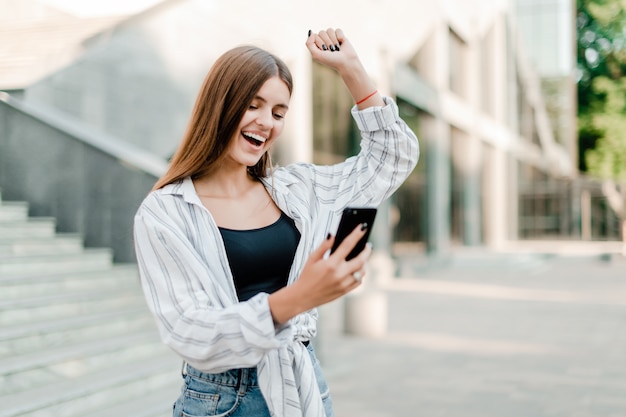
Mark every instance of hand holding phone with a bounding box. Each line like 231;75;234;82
330;207;377;260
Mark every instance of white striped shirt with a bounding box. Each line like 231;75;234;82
133;97;419;417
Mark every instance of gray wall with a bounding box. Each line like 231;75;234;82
24;1;217;159
0;95;165;262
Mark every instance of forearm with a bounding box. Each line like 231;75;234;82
268;281;313;325
337;60;385;109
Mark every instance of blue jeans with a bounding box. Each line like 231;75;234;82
173;343;333;417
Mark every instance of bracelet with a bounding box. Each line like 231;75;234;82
355;90;378;105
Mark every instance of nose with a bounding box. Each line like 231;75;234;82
255;109;273;129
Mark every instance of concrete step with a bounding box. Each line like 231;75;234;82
0;307;153;358
0;248;113;277
0;217;56;238
81;382;181;417
0;352;180;417
0;335;167;396
0;287;145;326
0;201;29;221
0;263;139;300
0;234;84;256
0;194;180;416
0;330;161;379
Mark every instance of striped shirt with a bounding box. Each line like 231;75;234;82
133;97;419;417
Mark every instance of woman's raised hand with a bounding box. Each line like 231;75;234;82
306;28;360;74
305;27;385;109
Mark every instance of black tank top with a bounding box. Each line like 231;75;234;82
218;213;301;302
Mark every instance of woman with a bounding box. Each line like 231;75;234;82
134;28;419;417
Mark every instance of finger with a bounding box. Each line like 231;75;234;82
344;241;372;273
306;30;321;51
335;28;345;45
325;28;339;49
330;223;367;260
345;271;363;289
316;30;333;51
309;233;335;261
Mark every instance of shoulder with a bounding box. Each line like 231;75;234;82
267;161;336;191
136;179;187;218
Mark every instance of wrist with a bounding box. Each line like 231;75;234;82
268;282;310;325
336;59;366;80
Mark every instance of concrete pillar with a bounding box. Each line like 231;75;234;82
461;138;483;246
424;23;451;258
452;129;482;246
463;21;484;247
425;114;451;256
581;189;592;240
570;179;582;238
343;290;387;338
483;145;508;247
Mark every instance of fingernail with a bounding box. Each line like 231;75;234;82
361;222;368;231
329;44;335;52
335;44;340;51
322;44;328;51
308;30;311;37
326;233;332;240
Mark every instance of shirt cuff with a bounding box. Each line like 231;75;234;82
245;292;293;347
350;96;400;132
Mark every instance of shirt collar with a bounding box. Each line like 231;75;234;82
161;177;204;207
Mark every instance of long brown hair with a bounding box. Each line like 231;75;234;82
153;45;293;190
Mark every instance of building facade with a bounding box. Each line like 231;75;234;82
3;0;586;261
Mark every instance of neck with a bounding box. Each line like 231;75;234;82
195;163;257;199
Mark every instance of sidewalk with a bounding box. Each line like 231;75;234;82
319;249;626;417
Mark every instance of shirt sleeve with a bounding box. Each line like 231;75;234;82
133;197;293;373
284;96;419;212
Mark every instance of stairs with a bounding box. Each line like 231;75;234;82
0;190;181;417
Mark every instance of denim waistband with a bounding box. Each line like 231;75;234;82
183;363;259;387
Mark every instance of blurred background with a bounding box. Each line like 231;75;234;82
2;0;625;263
1;0;625;416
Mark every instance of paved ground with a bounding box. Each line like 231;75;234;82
319;251;626;417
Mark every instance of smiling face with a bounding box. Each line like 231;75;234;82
224;76;290;169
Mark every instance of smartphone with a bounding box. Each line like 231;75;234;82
330;207;377;261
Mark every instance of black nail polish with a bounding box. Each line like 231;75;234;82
329;44;335;52
308;30;311;37
361;222;368;231
335;44;340;51
326;233;331;240
322;44;327;51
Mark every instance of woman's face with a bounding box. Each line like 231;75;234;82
225;75;290;169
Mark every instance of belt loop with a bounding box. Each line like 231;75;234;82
238;368;248;395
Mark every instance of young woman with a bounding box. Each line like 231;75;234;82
133;28;419;417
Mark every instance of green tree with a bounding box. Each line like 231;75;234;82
577;0;626;168
585;76;626;181
577;0;626;250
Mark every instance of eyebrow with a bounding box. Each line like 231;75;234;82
254;95;289;110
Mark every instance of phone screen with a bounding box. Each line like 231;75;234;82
330;207;377;260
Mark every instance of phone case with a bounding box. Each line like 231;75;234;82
330;207;377;260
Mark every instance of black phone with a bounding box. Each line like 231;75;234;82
330;207;377;260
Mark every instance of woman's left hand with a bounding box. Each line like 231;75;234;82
306;28;360;73
305;27;384;109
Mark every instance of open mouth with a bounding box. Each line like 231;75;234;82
242;131;266;147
